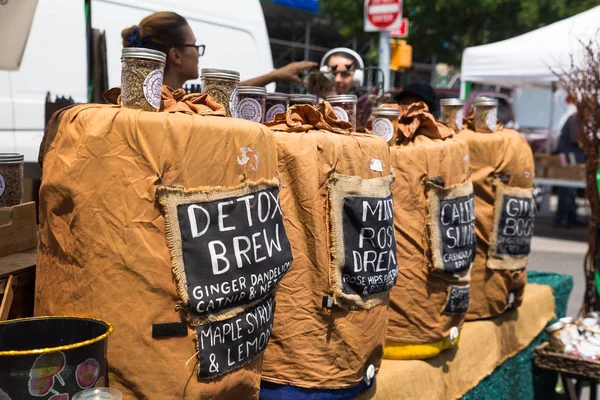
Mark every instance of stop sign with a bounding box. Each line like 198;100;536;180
364;0;402;32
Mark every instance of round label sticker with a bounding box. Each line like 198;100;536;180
237;98;263;122
332;106;349;122
372;118;394;142
265;104;286;122
229;86;238;117
486;108;497;131
0;174;4;198
455;109;464;130
143;69;164;110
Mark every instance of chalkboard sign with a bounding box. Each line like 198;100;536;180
443;285;470;315
176;186;293;315
197;294;275;379
438;193;476;273
495;195;534;256
341;195;398;297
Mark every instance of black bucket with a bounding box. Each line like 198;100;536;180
0;316;113;399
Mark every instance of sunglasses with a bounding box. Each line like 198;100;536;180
180;44;206;57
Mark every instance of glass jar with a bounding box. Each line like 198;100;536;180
201;68;240;117
440;98;465;132
73;388;122;400
371;107;400;145
546;321;566;352
121;48;167;112
235;86;267;122
0;153;24;208
327;94;358;131
288;94;318;107
265;93;288;122
472;97;498;133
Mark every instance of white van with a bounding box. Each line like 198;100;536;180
0;0;274;176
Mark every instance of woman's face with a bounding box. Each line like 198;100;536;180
327;55;356;95
177;24;200;81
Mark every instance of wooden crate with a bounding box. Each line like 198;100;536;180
0;248;37;320
0;202;37;258
547;165;587;181
534;154;562;178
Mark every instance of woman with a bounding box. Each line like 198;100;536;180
122;11;315;90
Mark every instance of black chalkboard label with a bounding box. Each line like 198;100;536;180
341;195;398;297
197;294;274;379
176;186;293;315
438;193;476;273
443;285;470;315
496;195;535;256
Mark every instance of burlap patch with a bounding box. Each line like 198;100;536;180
488;179;534;271
328;173;396;310
426;179;475;280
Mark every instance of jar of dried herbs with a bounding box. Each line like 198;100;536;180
0;153;24;208
327;94;357;131
371;107;400;145
265;93;288;122
473;97;498;133
440;98;465;132
121;48;167;112
201;68;240;117
235;86;267;122
288;94;317;107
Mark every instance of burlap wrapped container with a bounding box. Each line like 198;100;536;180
367;103;475;360
260;102;396;391
36;87;289;399
455;128;535;320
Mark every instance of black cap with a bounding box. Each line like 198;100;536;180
393;83;436;113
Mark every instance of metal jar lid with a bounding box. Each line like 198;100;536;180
267;92;288;101
371;107;400;116
73;388;122;400
121;47;166;64
326;94;357;104
472;97;498;107
0;153;25;164
288;94;317;104
560;317;575;324
237;86;267;96
440;98;465;106
546;321;565;333
201;68;240;81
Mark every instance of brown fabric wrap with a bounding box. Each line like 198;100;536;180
387;129;473;343
264;101;354;134
261;107;394;388
455;129;534;320
35;103;278;399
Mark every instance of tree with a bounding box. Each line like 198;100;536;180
320;0;599;65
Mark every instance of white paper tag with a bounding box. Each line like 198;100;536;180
370;158;383;172
333;106;349;122
486;108;497;131
372;118;394;142
143;69;164;110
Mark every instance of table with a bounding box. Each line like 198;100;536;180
534;178;586;216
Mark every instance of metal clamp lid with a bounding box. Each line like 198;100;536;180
440;98;465;106
237;86;267;96
121;48;167;64
326;94;357;103
371;107;400;116
201;68;241;81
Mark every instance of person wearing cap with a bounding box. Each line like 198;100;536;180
393;82;437;114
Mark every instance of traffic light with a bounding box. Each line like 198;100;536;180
390;39;412;71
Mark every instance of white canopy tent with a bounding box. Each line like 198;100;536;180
461;5;600;88
0;0;38;70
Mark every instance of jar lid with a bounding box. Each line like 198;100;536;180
72;388;122;400
440;98;465;106
267;92;288;101
371;107;400;116
326;94;357;103
237;86;267;96
546;321;565;333
0;153;24;164
473;97;498;107
560;317;575;324
121;47;166;63
201;68;240;81
288;94;317;104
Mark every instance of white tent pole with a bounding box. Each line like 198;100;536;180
460;80;467;100
547;82;557;153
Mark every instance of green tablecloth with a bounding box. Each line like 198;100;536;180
461;271;573;400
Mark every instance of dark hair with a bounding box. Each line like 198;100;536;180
325;52;360;69
121;12;188;57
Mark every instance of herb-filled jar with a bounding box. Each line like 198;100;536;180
371;107;400;145
440;98;465;132
121;48;167;112
327;94;357;130
288;94;318;107
236;86;267;122
473;97;499;133
201;68;240;117
265;93;288;122
0;153;24;208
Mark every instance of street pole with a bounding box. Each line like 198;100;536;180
379;30;390;92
